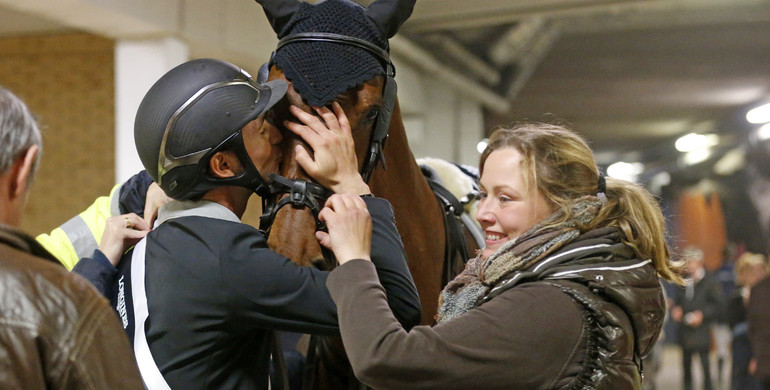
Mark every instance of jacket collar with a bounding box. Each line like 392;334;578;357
156;200;240;227
0;223;61;264
485;227;638;299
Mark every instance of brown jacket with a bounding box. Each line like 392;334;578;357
0;224;144;390
327;227;664;390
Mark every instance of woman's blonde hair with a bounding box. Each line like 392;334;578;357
480;122;684;284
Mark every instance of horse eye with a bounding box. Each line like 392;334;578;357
365;107;380;123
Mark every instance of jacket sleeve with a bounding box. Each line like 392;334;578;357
60;287;145;390
36;184;121;270
222;230;341;335
223;197;420;335
36;171;152;271
326;261;584;390
364;197;422;329
71;249;119;298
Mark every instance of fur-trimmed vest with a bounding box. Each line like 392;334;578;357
484;227;666;390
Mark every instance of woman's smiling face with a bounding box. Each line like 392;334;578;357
476;147;555;259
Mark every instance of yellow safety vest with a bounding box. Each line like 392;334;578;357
36;183;122;270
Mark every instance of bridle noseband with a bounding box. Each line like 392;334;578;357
259;174;334;236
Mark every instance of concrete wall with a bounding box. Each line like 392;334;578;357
396;59;485;167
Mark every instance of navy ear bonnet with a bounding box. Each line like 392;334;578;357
272;0;390;106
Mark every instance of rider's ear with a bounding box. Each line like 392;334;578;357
208;151;242;179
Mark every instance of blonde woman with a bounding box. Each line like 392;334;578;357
319;122;684;389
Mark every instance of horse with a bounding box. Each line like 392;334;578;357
254;0;479;388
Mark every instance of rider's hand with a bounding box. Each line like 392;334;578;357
285;102;371;195
315;193;372;265
99;213;150;266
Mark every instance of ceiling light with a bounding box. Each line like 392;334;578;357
714;147;745;175
477;138;488;154
757;123;770;141
681;148;711;166
607;161;644;182
747;102;770;124
674;133;719;152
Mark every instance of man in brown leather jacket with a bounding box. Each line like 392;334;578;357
0;87;143;389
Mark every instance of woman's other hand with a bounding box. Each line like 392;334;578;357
315;194;372;265
99;213;150;266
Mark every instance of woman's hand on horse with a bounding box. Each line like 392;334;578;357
315;193;372;265
99;213;151;266
285;103;370;195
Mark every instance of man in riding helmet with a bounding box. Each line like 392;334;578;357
72;58;420;390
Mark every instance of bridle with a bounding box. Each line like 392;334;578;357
258;31;398;236
259;173;333;234
271;31;397;183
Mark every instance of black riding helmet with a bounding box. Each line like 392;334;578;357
134;58;288;199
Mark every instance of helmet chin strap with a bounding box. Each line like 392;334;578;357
204;131;271;198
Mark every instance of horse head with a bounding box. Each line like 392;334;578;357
256;0;415;268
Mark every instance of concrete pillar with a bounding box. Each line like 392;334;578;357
456;99;484;167
114;37;188;184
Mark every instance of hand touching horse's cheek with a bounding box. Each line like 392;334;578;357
267;71;386;268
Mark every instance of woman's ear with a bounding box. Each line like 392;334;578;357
208;150;242;179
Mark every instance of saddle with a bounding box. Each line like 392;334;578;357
418;157;484;286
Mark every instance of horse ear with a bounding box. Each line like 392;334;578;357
255;0;302;34
364;0;416;39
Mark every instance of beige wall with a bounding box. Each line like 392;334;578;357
0;32;115;235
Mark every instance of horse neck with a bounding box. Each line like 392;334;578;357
368;101;438;224
369;100;447;325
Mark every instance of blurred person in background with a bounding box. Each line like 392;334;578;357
729;252;766;390
746;252;770;389
672;247;726;390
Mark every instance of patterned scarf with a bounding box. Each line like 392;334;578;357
436;196;603;323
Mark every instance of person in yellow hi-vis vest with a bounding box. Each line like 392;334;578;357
36;171;163;270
